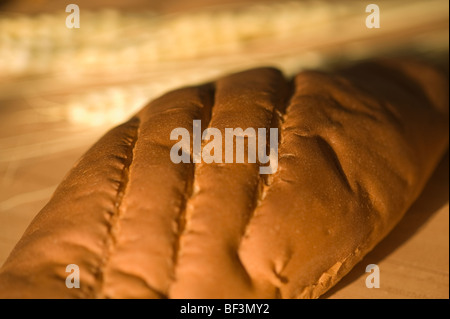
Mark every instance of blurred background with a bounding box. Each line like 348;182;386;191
0;0;448;298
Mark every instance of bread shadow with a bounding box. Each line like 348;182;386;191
322;149;449;298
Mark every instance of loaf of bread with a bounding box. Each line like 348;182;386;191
0;59;448;298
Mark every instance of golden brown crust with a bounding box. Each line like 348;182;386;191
0;60;447;298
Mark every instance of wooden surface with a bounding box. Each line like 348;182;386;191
0;0;448;299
